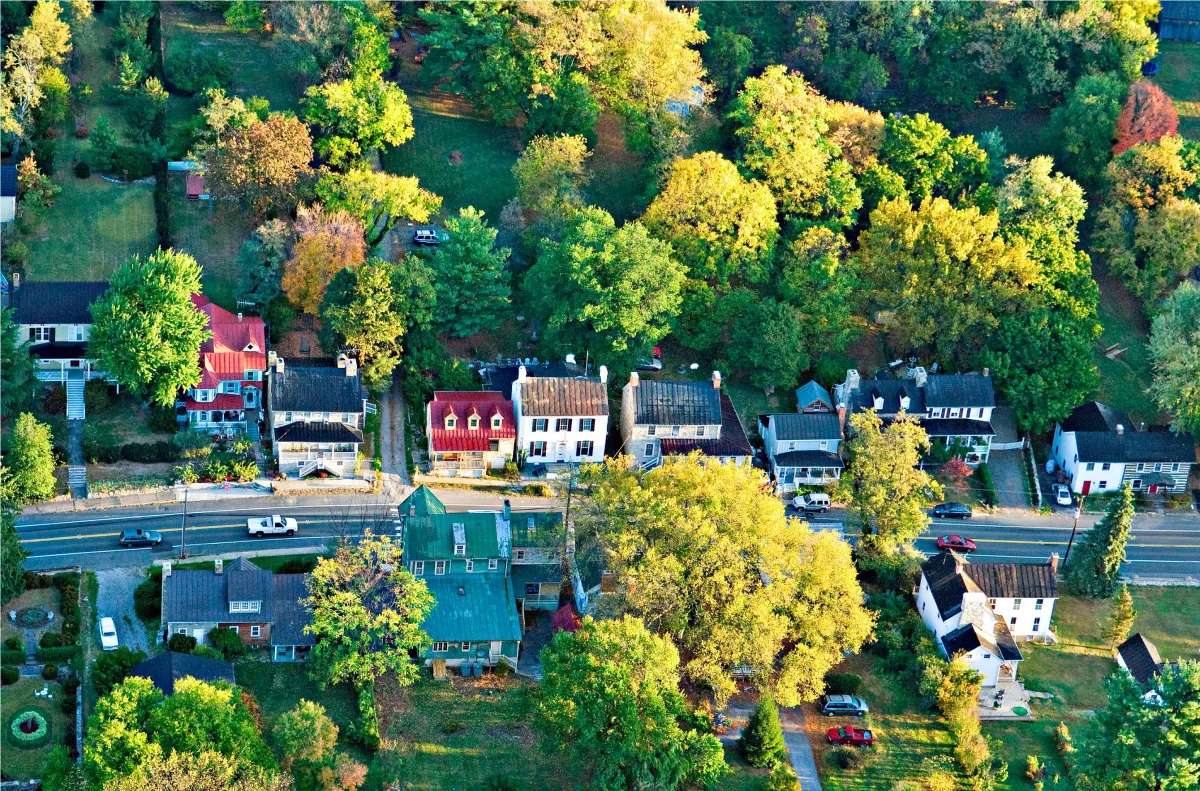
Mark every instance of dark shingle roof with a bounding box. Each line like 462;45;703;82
129;651;235;695
165;559;275;623
848;379;927;414
226;557;272;602
774;450;844;469
1117;633;1164;686
921;552;981;618
631;379;722;425
10;282;108;325
485;362;580;395
1074;430;1196;464
923;374;996;408
921;419;995;437
767;413;842;441
658;393;753;458
0;165;16;197
922;552;1057;620
25;342;88;360
1061;401;1130;433
518;377;610;417
270;364;366;413
270;574;315;647
941;623;1022;661
274;421;364;444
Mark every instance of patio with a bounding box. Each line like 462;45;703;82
978;679;1036;721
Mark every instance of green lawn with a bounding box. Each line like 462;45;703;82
585;112;649;223
1051;587;1200;661
169;182;256;310
0;587;62;647
0;677;69;780
942;105;1054;159
1152;41;1200;141
1093;272;1160;427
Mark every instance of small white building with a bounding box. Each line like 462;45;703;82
915;552;1059;686
0;165;16;224
511;365;609;465
1051;401;1195;496
758;412;843;493
619;371;753;468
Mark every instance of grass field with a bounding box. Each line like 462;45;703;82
0;677;69;780
586;112;650;223
1152;41;1200;141
1093;271;1160;427
169;183;256;311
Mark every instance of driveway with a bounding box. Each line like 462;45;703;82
378;374;410;497
95;568;152;654
987;449;1029;509
781;707;823;791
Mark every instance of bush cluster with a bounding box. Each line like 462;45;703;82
120;441;180;463
1;666;18;685
825;672;863;695
147;405;181;434
165;42;232;95
83;380;115;413
42;663;60;681
4;636;24;651
206;627;245;660
976;462;998;507
1;649;27;665
133;573;162;619
36;646;80;662
168;633;197;653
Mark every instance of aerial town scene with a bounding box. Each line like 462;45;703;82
1;1;1198;790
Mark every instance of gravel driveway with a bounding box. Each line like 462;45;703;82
95;568;152;654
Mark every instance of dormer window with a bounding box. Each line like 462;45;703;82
898;387;910;410
230;601;260;613
445;413;457;430
243;341;259;352
491;414;502;429
454;544;466;556
468;415;480;430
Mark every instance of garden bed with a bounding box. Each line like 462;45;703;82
0;678;69;779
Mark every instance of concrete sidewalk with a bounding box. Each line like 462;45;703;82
781;707;823;791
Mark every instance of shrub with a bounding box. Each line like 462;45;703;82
36;646;79;662
200;458;229;481
83;427;120;463
62;677;79;695
74;160;91;178
173;430;213;459
191;645;226;661
133;574;162;619
108;145;154;180
165;42;232;95
830;747;863;770
1026;755;1047;782
10;710;49;746
83;380;114;412
39;631;66;649
43;384;67;414
173;462;200;484
1;665;18;685
42;663;60;680
765;764;802;791
120;441;179;463
4;636;24;651
825;673;863;695
523;483;552;497
93;646;147;697
24;571;52;589
739;694;787;768
148;404;180;434
275;558;317;574
228;458;260;482
167;633;197;653
206;627;245;659
61;690;77;716
441;718;463;735
2;649;28;664
503;461;520;482
976;462;997;507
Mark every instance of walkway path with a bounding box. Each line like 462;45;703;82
781;707;823;791
378;374;410;498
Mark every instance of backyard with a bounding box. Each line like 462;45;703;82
1;677;70;780
1152;41;1200;140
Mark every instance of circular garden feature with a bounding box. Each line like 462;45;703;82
16;607;50;628
8;708;50;749
1012;706;1029;717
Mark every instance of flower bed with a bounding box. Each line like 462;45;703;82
8;708;50;748
16;607;50;628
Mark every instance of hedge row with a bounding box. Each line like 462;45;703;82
36;645;80;662
976;462;998;507
1;666;18;685
1;649;27;665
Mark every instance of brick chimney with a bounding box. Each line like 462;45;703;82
214;558;223;575
836;404;847;430
1049;552;1060;575
712;370;722;390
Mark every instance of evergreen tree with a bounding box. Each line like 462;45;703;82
739;694;787;768
426;207;512;337
1;507;29;605
1063;484;1135;597
3;413;57;506
1102;584;1137;649
1;308;37;418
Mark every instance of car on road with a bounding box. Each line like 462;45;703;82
827;726;874;747
118;529;162;548
248;515;298;537
1053;483;1074;507
99;617;119;651
936;534;977;552
791;493;832;513
932;502;973;519
413;228;447;245
819;694;870;717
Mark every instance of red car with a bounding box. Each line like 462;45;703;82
827;726;874;747
936;534;977;553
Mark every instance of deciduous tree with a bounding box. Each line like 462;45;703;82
314;169;441;246
206;113;314;217
92;646;148;698
838;411;943;558
511;134;591;219
83;677;164;787
1149;281;1200;435
1;509;29;605
3;413;58;506
578;456;874;706
235;219;292;317
775;225;861;354
304;535;435;688
1;309;37;417
103;750;291;791
302;75;413;168
1050;74;1126;188
1063;484;1135;598
281;204;367;314
148;678;275;771
273;700;337;771
426;207;511;338
1113;80;1178;155
535;616;727;791
0;0;72;158
878;114;989;207
88;249;211;407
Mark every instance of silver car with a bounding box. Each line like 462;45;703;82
819;694;870;717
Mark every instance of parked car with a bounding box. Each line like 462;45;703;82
99;617;119;651
932;502;973;519
936;534;977;553
819;694;870;717
413;228;447;245
118;529;162;548
1052;483;1074;507
636;357;664;371
791;493;832;513
827;726;874;747
248;515;298;537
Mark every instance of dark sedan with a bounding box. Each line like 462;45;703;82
932;502;973;519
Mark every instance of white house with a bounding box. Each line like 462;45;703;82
9;280;110;384
267;356;367;478
619;371;753;468
915;552;1059;686
511;365;609;465
1051;401;1195;495
758;412;843;492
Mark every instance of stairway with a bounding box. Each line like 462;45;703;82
298;459;319;478
68;465;88;500
66;375;85;420
244;407;261;442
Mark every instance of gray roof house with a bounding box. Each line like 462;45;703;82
130;650;235;695
758;412;843;492
162;557;315;662
620;371;753;468
267;356;369;479
9;281;111;386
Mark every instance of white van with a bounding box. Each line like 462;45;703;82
791;493;831;513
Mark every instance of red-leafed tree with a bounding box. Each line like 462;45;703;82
1113;80;1179;155
942;456;974;487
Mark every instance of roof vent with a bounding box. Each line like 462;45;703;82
1116;424;1125;436
457;586;465;596
565;353;576;365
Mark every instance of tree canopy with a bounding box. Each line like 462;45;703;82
206;113;314;218
88;249;211;408
425;207;512;338
281;204;367;315
1;306;37;418
1;507;29;605
2;413;55;506
1063;484;1135;598
314;169;441;246
1149;281;1200;435
302;75;414;168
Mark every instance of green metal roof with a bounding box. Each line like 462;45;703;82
400;485;446;518
510;562;561;591
405;512;500;561
510;510;563;547
421;573;522;643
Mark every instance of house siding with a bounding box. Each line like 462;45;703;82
219;621;271;647
986;597;1055;638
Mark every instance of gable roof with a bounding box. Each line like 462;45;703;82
400;485;447;518
923;374;996;408
920;552;1057;619
1117;633;1164;686
1062;401;1131;433
1074;429;1196;464
774;450;843;469
405;512;503;562
193;296;265;356
629;379;722;425
428;391;516;452
0;165;16;197
765;412;842;441
846;378;927;415
941;622;1023;661
10;282;108;325
484;361;582;395
129;651;235;695
421;573;523;643
517;377;610;417
270;574;315;648
658;392;754;458
270;364;367;413
226;556;272;601
165;559;275;623
795;381;833;412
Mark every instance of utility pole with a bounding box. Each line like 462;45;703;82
1064;502;1082;562
180;487;189;559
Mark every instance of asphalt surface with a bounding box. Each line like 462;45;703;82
16;493;1200;577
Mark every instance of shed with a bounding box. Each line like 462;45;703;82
185;174;208;200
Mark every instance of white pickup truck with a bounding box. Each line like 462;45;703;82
247;515;298;537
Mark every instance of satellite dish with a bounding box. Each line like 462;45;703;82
689;363;700;371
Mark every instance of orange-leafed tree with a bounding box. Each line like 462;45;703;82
206;112;314;218
1113;80;1179;155
941;455;973;487
281;204;367;314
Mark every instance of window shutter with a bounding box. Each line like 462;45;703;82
49;327;56;342
28;327;36;340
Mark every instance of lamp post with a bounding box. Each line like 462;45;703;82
1064;503;1082;562
180;487;189;559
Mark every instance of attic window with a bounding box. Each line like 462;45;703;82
454;544;466;556
491;414;502;429
445;415;457;430
468;415;480;430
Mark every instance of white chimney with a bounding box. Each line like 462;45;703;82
337;353;347;369
982;367;989;377
564;353;577;366
276;357;285;373
237;312;243;323
345;357;357;377
214;558;223;575
629;371;640;387
1116;424;1124;436
162;561;172;578
915;367;928;388
599;365;608;384
12;272;19;288
517;364;528;383
712;370;722;390
846;369;861;393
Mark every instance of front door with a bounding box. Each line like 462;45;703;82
244;387;260;408
556;442;567;462
490;641;502;661
1081;480;1091;496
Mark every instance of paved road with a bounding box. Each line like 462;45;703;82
16;489;560;571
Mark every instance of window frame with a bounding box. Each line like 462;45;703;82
533;418;548;432
434;560;446;575
465;559;475;572
580;418;595;432
454;544;466;556
644;443;655;458
515;549;526;562
460;641;471;652
250;625;261;638
556;418;572;432
412;561;424;576
1012;598;1022;610
432;642;449;653
529;440;546;457
488;558;498;571
1032;617;1041;632
576;439;593;458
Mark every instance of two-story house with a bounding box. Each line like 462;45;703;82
181;296;267;436
267;356;368;478
511;364;610;465
619;371;753;468
161;557;315;663
1050;401;1196;495
834;368;997;465
759;413;843;493
425;391;516;476
8;280;110;384
915;552;1058;686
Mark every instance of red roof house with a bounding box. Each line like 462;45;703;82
425;392;516;476
181;296;268;433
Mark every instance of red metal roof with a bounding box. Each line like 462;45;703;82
428;392;515;452
189;297;267;389
183;394;245;411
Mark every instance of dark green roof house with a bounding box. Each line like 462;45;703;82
399;485;447;520
421;574;523;666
